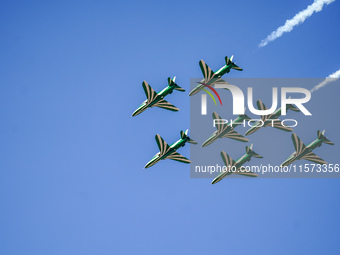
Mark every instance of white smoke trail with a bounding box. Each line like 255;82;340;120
310;69;340;92
259;0;335;48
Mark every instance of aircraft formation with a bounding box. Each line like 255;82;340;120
132;55;335;184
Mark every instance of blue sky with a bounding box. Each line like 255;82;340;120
1;0;340;254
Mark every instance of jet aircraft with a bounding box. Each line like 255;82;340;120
189;55;242;96
212;144;262;184
145;130;197;168
281;130;334;167
245;99;300;136
202;111;250;147
132;77;185;117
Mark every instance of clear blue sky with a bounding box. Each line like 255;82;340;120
1;0;340;254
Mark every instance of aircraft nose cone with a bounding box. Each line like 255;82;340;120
188;89;198;96
211;178;220;185
144;162;153;168
245;130;251;136
202;141;209;147
144;157;159;169
132;109;140;117
202;136;216;147
280;161;289;167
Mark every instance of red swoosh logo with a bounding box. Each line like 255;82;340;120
198;82;223;106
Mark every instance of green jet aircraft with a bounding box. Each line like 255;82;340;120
202;111;250;147
145;129;197;168
245;99;300;136
281;130;334;167
212;144;263;184
132;77;185;117
188;55;243;96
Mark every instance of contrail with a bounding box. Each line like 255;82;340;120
310;69;340;92
259;0;335;48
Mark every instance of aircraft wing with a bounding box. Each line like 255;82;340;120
223;129;249;142
212;112;228;133
142;81;157;103
152;99;179;111
292;133;307;155
212;151;237;184
221;150;236;168
166;152;191;163
271;120;293;132
155;134;172;156
199;60;215;81
301;152;327;165
257;99;273;121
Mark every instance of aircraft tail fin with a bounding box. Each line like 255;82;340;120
246;144;263;158
180;130;186;139
181;129;197;144
318;130;334;145
225;55;243;71
225;55;232;66
168;77;185;92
